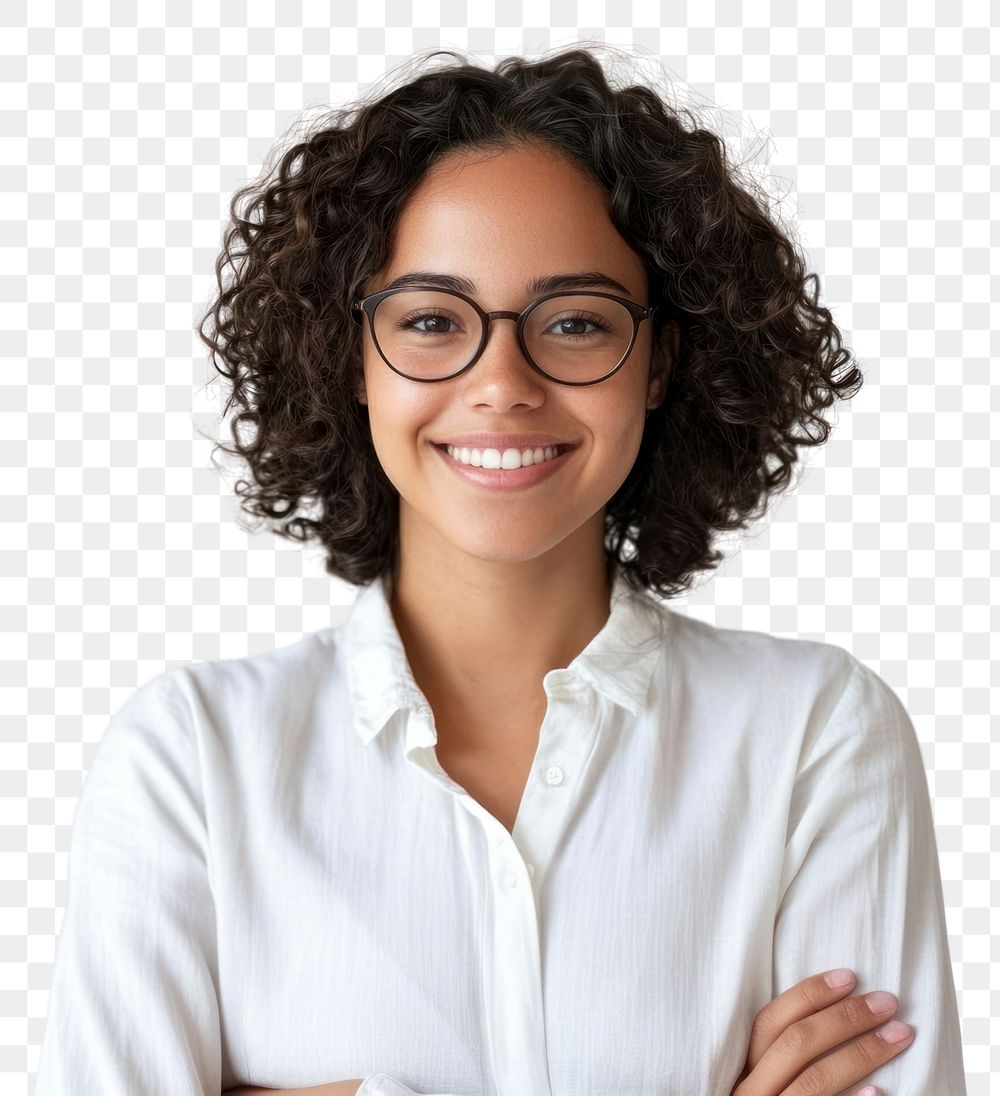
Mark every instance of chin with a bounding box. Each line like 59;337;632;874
455;544;557;566
430;526;564;565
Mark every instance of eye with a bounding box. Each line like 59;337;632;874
396;310;462;335
543;312;612;338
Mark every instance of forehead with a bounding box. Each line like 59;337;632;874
378;143;646;300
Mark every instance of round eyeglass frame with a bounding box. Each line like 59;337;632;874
350;285;659;387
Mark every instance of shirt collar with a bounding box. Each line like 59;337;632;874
343;565;670;746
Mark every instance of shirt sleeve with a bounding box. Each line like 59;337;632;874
33;670;222;1096
772;654;967;1094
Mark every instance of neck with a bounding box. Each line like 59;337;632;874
386;512;615;725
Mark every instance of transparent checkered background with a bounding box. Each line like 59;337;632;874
3;2;995;1094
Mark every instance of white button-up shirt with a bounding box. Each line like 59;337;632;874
33;569;967;1095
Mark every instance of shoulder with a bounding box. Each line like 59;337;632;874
128;625;348;749
659;604;856;710
169;622;342;714
652;605;915;761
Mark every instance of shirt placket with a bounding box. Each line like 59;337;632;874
405;668;604;1096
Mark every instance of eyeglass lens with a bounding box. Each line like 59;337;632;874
370;288;635;382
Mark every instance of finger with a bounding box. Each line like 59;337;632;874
743;969;857;1072
785;1020;915;1096
748;993;911;1096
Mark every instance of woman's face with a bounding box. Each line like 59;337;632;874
357;141;671;573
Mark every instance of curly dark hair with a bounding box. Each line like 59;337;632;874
196;44;863;601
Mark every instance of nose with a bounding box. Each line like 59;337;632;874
461;316;547;409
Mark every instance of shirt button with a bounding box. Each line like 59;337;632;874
544;766;564;786
501;871;519;889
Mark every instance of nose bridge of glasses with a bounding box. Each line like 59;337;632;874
478;309;531;360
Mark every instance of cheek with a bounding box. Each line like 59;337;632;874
587;384;647;447
364;378;438;464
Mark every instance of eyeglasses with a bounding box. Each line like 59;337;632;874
351;285;658;386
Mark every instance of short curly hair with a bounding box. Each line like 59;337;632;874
197;45;862;601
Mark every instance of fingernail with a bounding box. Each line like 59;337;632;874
876;1019;913;1043
824;968;854;988
857;1087;879;1096
865;990;897;1014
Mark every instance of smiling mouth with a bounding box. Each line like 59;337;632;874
432;442;576;470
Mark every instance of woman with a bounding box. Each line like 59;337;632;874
33;47;965;1096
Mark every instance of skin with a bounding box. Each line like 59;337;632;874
355;140;677;748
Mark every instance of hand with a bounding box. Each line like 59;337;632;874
729;968;915;1096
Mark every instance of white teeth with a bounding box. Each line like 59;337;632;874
445;445;564;470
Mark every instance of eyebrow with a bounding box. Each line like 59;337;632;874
377;270;636;298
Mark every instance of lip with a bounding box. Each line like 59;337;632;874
434;434;577;450
433;441;575;491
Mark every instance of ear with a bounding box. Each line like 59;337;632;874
646;319;679;412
